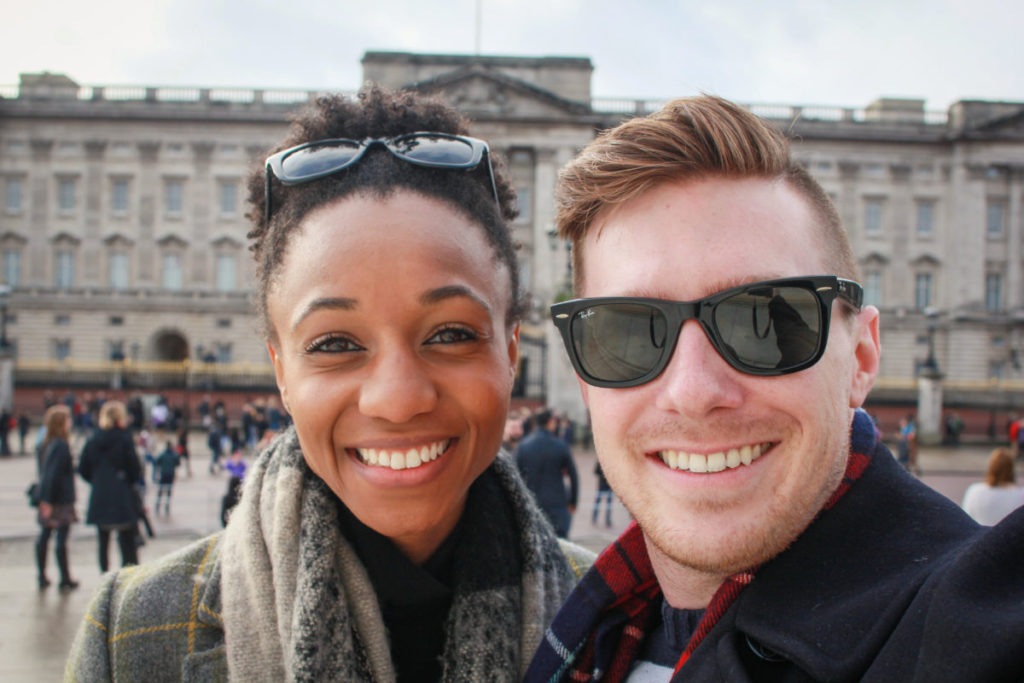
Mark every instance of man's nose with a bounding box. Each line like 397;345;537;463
358;346;438;423
652;320;745;415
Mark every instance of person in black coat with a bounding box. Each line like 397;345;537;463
78;400;143;572
35;404;79;590
514;408;579;537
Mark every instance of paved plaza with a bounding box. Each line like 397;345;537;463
0;433;994;681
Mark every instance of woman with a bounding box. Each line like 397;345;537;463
77;400;143;572
961;448;1023;525
35;404;79;590
67;86;591;681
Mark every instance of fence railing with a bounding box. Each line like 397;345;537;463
14;359;276;391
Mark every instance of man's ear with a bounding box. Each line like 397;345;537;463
267;341;289;413
849;306;881;409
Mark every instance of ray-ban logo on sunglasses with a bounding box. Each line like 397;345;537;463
579;309;596;319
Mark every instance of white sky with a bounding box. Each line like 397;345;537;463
3;0;1020;111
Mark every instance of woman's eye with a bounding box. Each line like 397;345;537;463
426;326;478;345
306;335;363;353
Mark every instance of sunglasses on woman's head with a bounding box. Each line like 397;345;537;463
263;132;501;231
550;276;863;388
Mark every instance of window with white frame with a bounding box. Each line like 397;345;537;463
109;251;128;289
219;181;237;216
987;200;1006;238
111;179;129;215
986;272;1003;312
5;178;22;213
2;250;20;286
914;272;932;310
165;179;184;216
513;186;532;224
53;339;71;361
864;198;884;235
215;342;232;363
57;178;76;212
863;270;882;308
162;252;183;290
915;200;935;237
55;250;74;289
215;253;237;292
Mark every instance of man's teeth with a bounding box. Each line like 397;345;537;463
356;439;450;470
659;443;768;473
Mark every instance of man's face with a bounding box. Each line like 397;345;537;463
577;177;879;583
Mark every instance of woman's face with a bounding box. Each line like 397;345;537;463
267;191;519;563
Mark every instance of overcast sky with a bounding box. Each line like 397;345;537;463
4;0;1020;111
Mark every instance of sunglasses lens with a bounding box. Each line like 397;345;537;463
280;141;362;180
713;286;822;371
394;135;478;166
571;303;668;383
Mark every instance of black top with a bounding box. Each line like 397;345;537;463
636;599;706;670
337;501;462;683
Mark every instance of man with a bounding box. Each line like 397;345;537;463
527;96;1024;681
515;408;579;538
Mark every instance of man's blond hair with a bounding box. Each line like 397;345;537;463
556;95;858;291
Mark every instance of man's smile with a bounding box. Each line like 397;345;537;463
657;442;773;473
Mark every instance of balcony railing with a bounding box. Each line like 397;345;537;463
15;359;276;392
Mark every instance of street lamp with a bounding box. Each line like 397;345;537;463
922;306;940;372
0;284;11;351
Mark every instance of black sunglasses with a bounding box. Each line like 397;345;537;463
263;132;500;231
551;276;863;388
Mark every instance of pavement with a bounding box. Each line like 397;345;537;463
0;433;995;681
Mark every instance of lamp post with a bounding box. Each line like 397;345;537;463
916;306;944;446
0;285;14;415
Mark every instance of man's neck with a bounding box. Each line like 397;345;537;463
643;533;727;610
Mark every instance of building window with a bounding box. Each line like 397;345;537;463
57;178;76;212
216;318;232;328
109;251;128;289
109;316;124;326
2;250;20;286
5;178;22;213
915;273;932;310
54;314;70;325
108;340;126;362
111;179;129;215
219;181;237;216
916;201;934;237
513;187;532;225
165;179;184;216
162;253;183;290
53;339;71;361
986;273;1003;312
987;201;1006;238
55;250;74;289
864;198;884;235
864;270;882;308
990;361;1006;380
215;343;232;363
215;253;237;292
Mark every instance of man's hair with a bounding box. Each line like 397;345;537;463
986;448;1016;486
246;85;524;339
556;95;859;292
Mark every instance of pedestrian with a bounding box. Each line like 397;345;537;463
0;406;12;456
529;94;1024;680
592;461;614;528
207;425;223;473
224;448;247;481
897;414;918;474
220;475;243;527
35;404;79;591
515;408;579;537
176;425;191;477
961;448;1023;525
153;440;180;515
77;400;143;572
17;411;30;455
67;85;592;680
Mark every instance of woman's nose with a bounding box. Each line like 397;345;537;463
358;347;438;423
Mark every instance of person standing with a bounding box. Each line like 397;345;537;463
78;400;143;572
961;448;1023;525
592;461;614;528
153;440;180;515
35;404;79;590
515;408;579;537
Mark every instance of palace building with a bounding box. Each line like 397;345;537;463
1;52;1023;423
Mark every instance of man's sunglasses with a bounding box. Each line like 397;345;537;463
263;132;500;231
551;276;863;388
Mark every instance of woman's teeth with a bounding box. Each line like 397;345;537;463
356;439;450;470
659;443;769;473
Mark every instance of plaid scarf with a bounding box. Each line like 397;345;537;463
526;409;878;682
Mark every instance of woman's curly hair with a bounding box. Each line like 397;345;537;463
245;85;523;338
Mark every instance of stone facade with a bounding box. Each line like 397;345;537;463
1;55;1023;422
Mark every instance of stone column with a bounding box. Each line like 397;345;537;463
916;366;944;446
1008;166;1023;309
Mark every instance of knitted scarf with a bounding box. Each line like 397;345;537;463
221;427;577;682
527;409;878;682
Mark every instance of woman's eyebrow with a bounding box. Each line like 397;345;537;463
420;285;492;314
291;296;357;331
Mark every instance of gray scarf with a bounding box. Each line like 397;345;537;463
221;427;576;682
